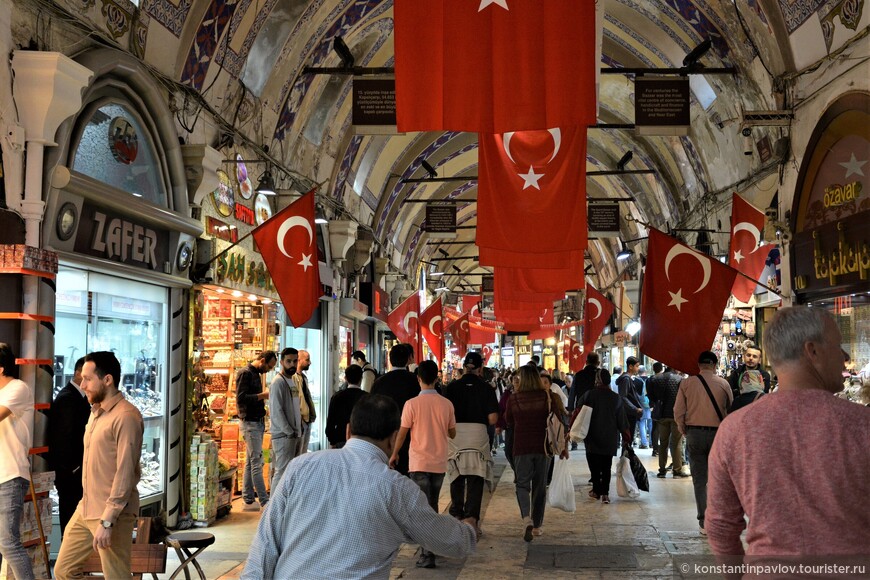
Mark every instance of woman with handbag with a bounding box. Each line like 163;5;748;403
505;366;568;541
577;369;631;504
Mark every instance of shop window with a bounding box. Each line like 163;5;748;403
71;102;167;206
283;320;324;452
53;267;167;499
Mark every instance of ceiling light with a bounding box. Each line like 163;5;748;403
616;241;634;261
262;298;273;304
256;169;277;196
314;218;328;224
248;294;257;301
435;286;450;292
430;272;445;276
232;290;243;297
216;289;224;294
626;320;641;337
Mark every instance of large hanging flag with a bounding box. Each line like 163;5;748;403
419;298;444;363
640;229;738;374
450;312;471;356
252;190;321;327
567;337;584;373
583;286;614;357
477;128;588;264
480;247;586;270
387;293;420;353
394;0;597;134
729;193;775;303
494;265;585;296
482;345;494;366
460;295;482;318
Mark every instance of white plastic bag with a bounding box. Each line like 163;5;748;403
569;405;593;442
616;452;640;499
547;458;576;512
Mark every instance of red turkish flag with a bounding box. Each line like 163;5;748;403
528;308;556;341
387;294;420;354
567;337;584;373
251;190;321;327
394;0;597;134
495;266;584;297
640;229;738;374
419;298;444;363
450;312;471;356
470;326;496;346
480;247;586;270
477;128;588;262
482;345;494;366
583;286;614;356
730;193;775;303
461;295;482;318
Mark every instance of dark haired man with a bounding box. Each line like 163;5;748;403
351;350;378;391
727;344;771;399
325;365;367;449
0;343;34;580
242;394;476;579
48;356;91;536
236;350;277;511
269;348;300;489
371;344;421;475
443;352;498;535
616;357;644;446
647;365;688;478
294;350;317;456
55;351;143;580
390;360;456;568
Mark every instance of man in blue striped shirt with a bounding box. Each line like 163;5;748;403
241;394;477;579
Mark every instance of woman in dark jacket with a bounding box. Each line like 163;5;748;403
506;365;568;541
577;369;630;504
497;372;519;473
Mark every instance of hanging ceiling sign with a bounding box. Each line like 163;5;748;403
588;202;620;238
424;202;457;239
352;78;398;135
635;77;690;136
481;275;494;294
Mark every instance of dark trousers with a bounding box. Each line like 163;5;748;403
503;428;515;473
514;454;550;528
586;452;614;496
449;475;484;520
55;470;83;537
650;420;660;451
686;428;717;528
410;472;446;557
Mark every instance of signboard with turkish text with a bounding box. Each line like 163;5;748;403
353;78;398;133
635;77;690;136
424;202;457;238
793;211;869;296
74;202;169;271
588;202;620;238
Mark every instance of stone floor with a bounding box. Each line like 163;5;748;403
157;446;715;579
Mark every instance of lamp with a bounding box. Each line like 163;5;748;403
333;36;355;69
616;151;633;171
625;319;641;337
683;38;712;68
421;159;437;178
314;206;328;224
616;241;634;261
256;169;277;196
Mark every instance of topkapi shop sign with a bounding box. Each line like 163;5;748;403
75;203;169;270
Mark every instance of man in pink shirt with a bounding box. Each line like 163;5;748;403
390;360;456;569
707;307;870;560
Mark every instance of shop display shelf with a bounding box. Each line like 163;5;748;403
0;267;56;280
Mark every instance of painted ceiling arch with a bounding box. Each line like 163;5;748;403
135;0;868;288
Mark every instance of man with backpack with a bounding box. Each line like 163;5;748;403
352;351;378;392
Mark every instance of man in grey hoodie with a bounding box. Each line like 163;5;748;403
269;348;301;490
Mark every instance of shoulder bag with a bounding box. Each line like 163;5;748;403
696;374;724;422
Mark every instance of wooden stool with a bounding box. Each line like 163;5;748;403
165;532;216;580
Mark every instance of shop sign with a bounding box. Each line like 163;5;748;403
359;282;389;321
111;297;152;317
207;217;239;243
501;347;514;357
235;204;256;226
215;251;274;291
74;203;169;271
516;344;531;356
823;181;862;208
614;330;630;346
793;212;869;293
211;170;235;217
532;344;543;354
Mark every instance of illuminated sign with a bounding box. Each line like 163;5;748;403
215;251;274;291
823;181;862;208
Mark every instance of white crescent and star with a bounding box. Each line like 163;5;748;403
587;298;603;320
470;305;480;318
732;222;762;262
276;216;314;259
503;129;562;191
403;312;418;333
460;320;470;332
571;343;582;359
479;0;508;11
664;245;712;312
839;153;867;179
428;315;442;336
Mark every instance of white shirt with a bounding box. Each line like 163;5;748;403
0;379;34;483
550;384;568;408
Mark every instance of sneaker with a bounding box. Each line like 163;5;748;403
601;495;611;504
523;524;534;542
656;472;667;479
416;553;436;568
699;526;707;536
242;502;260;512
651;450;658;457
673;470;691;478
666;463;673;471
639;445;649;450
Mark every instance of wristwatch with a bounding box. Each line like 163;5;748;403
100;520;114;529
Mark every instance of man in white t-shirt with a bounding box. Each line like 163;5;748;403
0;343;35;580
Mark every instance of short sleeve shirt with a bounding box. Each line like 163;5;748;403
443;375;499;425
401;391;456;473
0;379;34;483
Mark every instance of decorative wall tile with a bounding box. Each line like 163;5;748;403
180;0;239;89
143;0;191;37
778;0;830;33
130;11;150;58
101;0;132;39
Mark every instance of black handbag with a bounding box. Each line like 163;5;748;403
626;448;649;492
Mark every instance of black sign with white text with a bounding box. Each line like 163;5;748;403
635;77;690;129
74;203;169;270
353;78;397;126
424;202;457;234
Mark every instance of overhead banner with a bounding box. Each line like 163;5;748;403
424;202;457;239
588;202;620;238
635;77;690;136
352;78;398;135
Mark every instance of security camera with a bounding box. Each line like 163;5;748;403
742;127;753;156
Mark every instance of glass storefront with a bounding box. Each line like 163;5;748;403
808;295;870;397
54;266;167;500
284;320;325;452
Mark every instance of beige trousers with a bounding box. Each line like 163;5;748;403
54;507;136;579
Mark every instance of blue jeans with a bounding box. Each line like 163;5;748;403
241;419;269;506
639;409;652;446
0;477;34;580
410;472;446;557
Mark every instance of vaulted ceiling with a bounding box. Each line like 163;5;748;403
129;0;864;293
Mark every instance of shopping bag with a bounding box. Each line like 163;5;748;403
547;458;576;512
569;405;593;442
626;448;649;492
616;451;640;499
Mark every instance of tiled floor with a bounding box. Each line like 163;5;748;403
156;447;713;579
